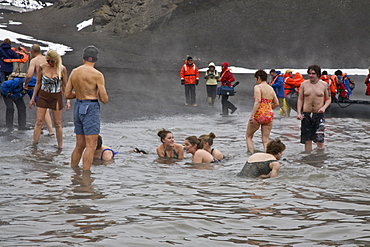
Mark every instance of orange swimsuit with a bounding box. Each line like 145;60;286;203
254;98;274;125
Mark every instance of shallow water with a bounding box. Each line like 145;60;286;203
1;109;370;246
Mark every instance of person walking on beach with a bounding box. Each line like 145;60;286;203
297;64;331;152
204;62;219;106
180;56;199;106
65;45;108;170
24;44;55;137
218;62;237;115
246;69;279;153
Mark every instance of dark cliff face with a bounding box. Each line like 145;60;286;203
5;0;370;70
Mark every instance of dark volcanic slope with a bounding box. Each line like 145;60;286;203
5;0;370;70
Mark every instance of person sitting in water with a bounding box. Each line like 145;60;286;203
184;136;216;163
238;138;285;178
94;135;117;161
156;128;184;159
198;132;224;161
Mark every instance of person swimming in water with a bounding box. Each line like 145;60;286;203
184;136;217;163
238;138;285;178
156;128;184;159
198;132;224;161
94;135;117;161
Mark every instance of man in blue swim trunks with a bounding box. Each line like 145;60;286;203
65;45;109;170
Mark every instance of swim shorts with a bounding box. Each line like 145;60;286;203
74;99;100;135
300;112;325;144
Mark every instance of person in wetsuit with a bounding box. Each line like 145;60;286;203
156;128;184;159
238;138;285;178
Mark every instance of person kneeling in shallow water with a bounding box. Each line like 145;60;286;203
198;132;224;161
94;135;117;161
184;136;217;163
156;128;184;159
238;138;285;178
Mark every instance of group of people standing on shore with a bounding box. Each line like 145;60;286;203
180;57;238;116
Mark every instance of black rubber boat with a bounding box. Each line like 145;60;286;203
286;91;370;119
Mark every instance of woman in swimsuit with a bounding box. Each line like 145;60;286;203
29;50;70;148
184;136;215;163
246;69;279;154
238;138;285;178
94;135;117;161
198;132;224;161
156;129;184;159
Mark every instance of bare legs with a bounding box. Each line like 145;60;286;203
44;109;54;135
52;109;63;148
304;141;324;153
71;134;98;170
33;107;63;148
33;107;47;145
246;121;273;154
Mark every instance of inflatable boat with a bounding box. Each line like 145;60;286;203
286;91;370;119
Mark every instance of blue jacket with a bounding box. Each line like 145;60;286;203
342;75;352;96
0;43;19;73
271;71;285;98
1;77;35;99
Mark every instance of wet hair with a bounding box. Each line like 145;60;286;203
185;136;204;149
198;132;216;146
307;64;321;77
31;44;41;53
157;128;172;143
266;138;286;155
255;69;268;81
3;38;11;44
322;70;328;75
334;70;342;76
45;50;63;78
96;135;103;150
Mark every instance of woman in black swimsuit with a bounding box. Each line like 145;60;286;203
198;132;224;161
156;129;184;159
238;138;285;178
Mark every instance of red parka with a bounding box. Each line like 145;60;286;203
219;62;235;87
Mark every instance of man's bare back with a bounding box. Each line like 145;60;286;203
65;63;108;103
25;54;46;87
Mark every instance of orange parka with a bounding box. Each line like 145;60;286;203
283;72;304;97
180;61;199;85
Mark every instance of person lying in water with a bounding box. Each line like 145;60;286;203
198;132;224;161
184;136;217;163
94;135;117;161
156;128;184;159
238;138;285;178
